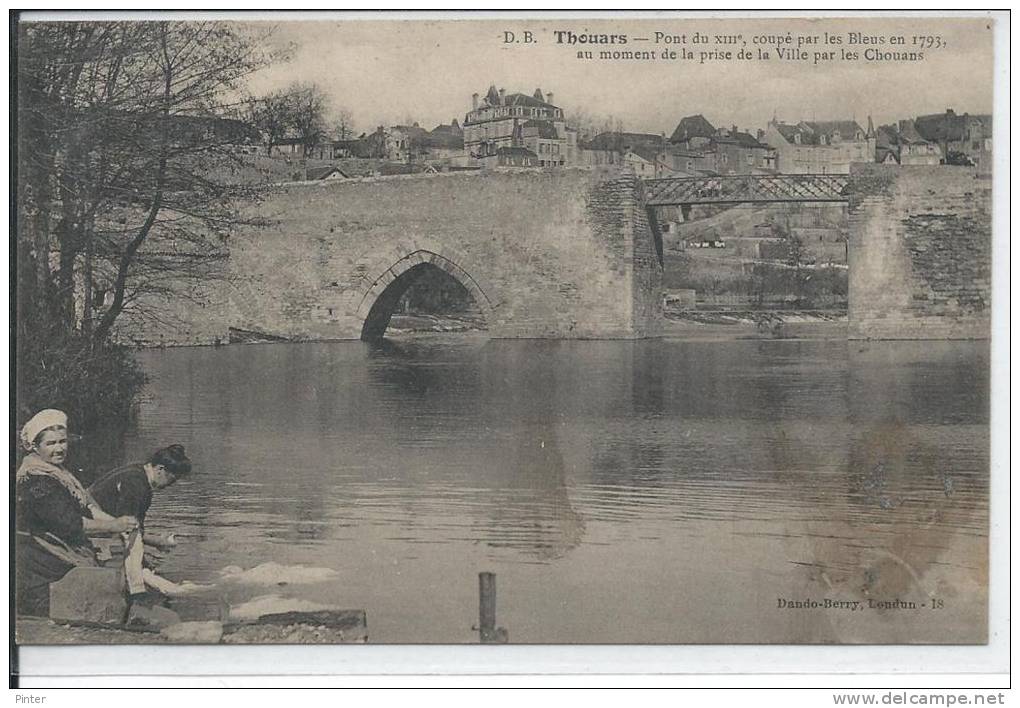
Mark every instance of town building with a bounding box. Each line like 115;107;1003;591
666;115;776;175
386;124;431;162
622;147;660;177
269;137;306;158
478;146;538;168
764;118;875;173
875;120;942;166
669;115;717;150
913;109;992;171
418;120;468;166
463;85;577;166
305;166;350;181
580;132;671;175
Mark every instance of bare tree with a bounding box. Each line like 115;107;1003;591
331;108;356;142
17;20;273;347
565;106;625;145
287;81;330;156
244;89;297;156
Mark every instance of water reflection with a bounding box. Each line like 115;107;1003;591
115;336;989;643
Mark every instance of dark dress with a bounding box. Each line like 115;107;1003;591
89;464;153;529
15;474;97;617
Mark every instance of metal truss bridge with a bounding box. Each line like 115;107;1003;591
642;173;851;206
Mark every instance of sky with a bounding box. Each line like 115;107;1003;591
243;16;996;137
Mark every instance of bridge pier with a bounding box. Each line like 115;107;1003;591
847;165;991;340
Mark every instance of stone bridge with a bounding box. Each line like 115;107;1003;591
121;168;664;344
114;164;990;346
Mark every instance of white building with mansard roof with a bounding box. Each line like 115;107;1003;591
463;85;578;166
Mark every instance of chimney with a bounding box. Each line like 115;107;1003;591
757;129;765;141
546;92;554;105
452;118;459;128
732;124;738;134
499;88;506;104
472;93;479;109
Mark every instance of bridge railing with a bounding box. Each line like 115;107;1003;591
642;173;850;206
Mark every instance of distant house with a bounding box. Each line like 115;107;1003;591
478;146;538;168
267;136;341;160
875;120;941;166
417;120;467;164
666;115;776;175
356;128;391;159
269;137;305;158
765;118;875;173
580;131;668;173
519;119;574;167
305;166;350;181
583;131;665;154
464;85;576;164
663;148;716;177
332;139;363;158
711;126;777;173
913;109;991;170
388;123;431;162
622;147;659;177
668;114;716;150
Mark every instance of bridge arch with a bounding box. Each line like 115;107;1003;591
355;249;494;341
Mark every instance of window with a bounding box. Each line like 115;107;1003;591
746;154;754;165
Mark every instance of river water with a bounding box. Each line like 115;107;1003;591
120;336;989;644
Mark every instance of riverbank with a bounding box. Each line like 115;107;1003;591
131;310;850;349
16;610;368;645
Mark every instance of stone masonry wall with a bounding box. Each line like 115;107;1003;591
847;164;991;340
114;168;664;344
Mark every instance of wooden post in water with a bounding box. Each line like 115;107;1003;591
478;572;507;644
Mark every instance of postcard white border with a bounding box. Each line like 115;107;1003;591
7;8;1011;686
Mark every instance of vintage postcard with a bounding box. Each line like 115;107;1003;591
12;12;998;652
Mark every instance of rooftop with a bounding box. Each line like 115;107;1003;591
521;119;560;140
914;110;992;142
582;131;665;152
669;114;716;143
771;120;866;146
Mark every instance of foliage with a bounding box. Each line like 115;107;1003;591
245;81;353;156
15;323;146;439
16;20;274;432
565;108;625;143
771;217;806;267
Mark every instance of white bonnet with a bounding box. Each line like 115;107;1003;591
21;409;68;449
